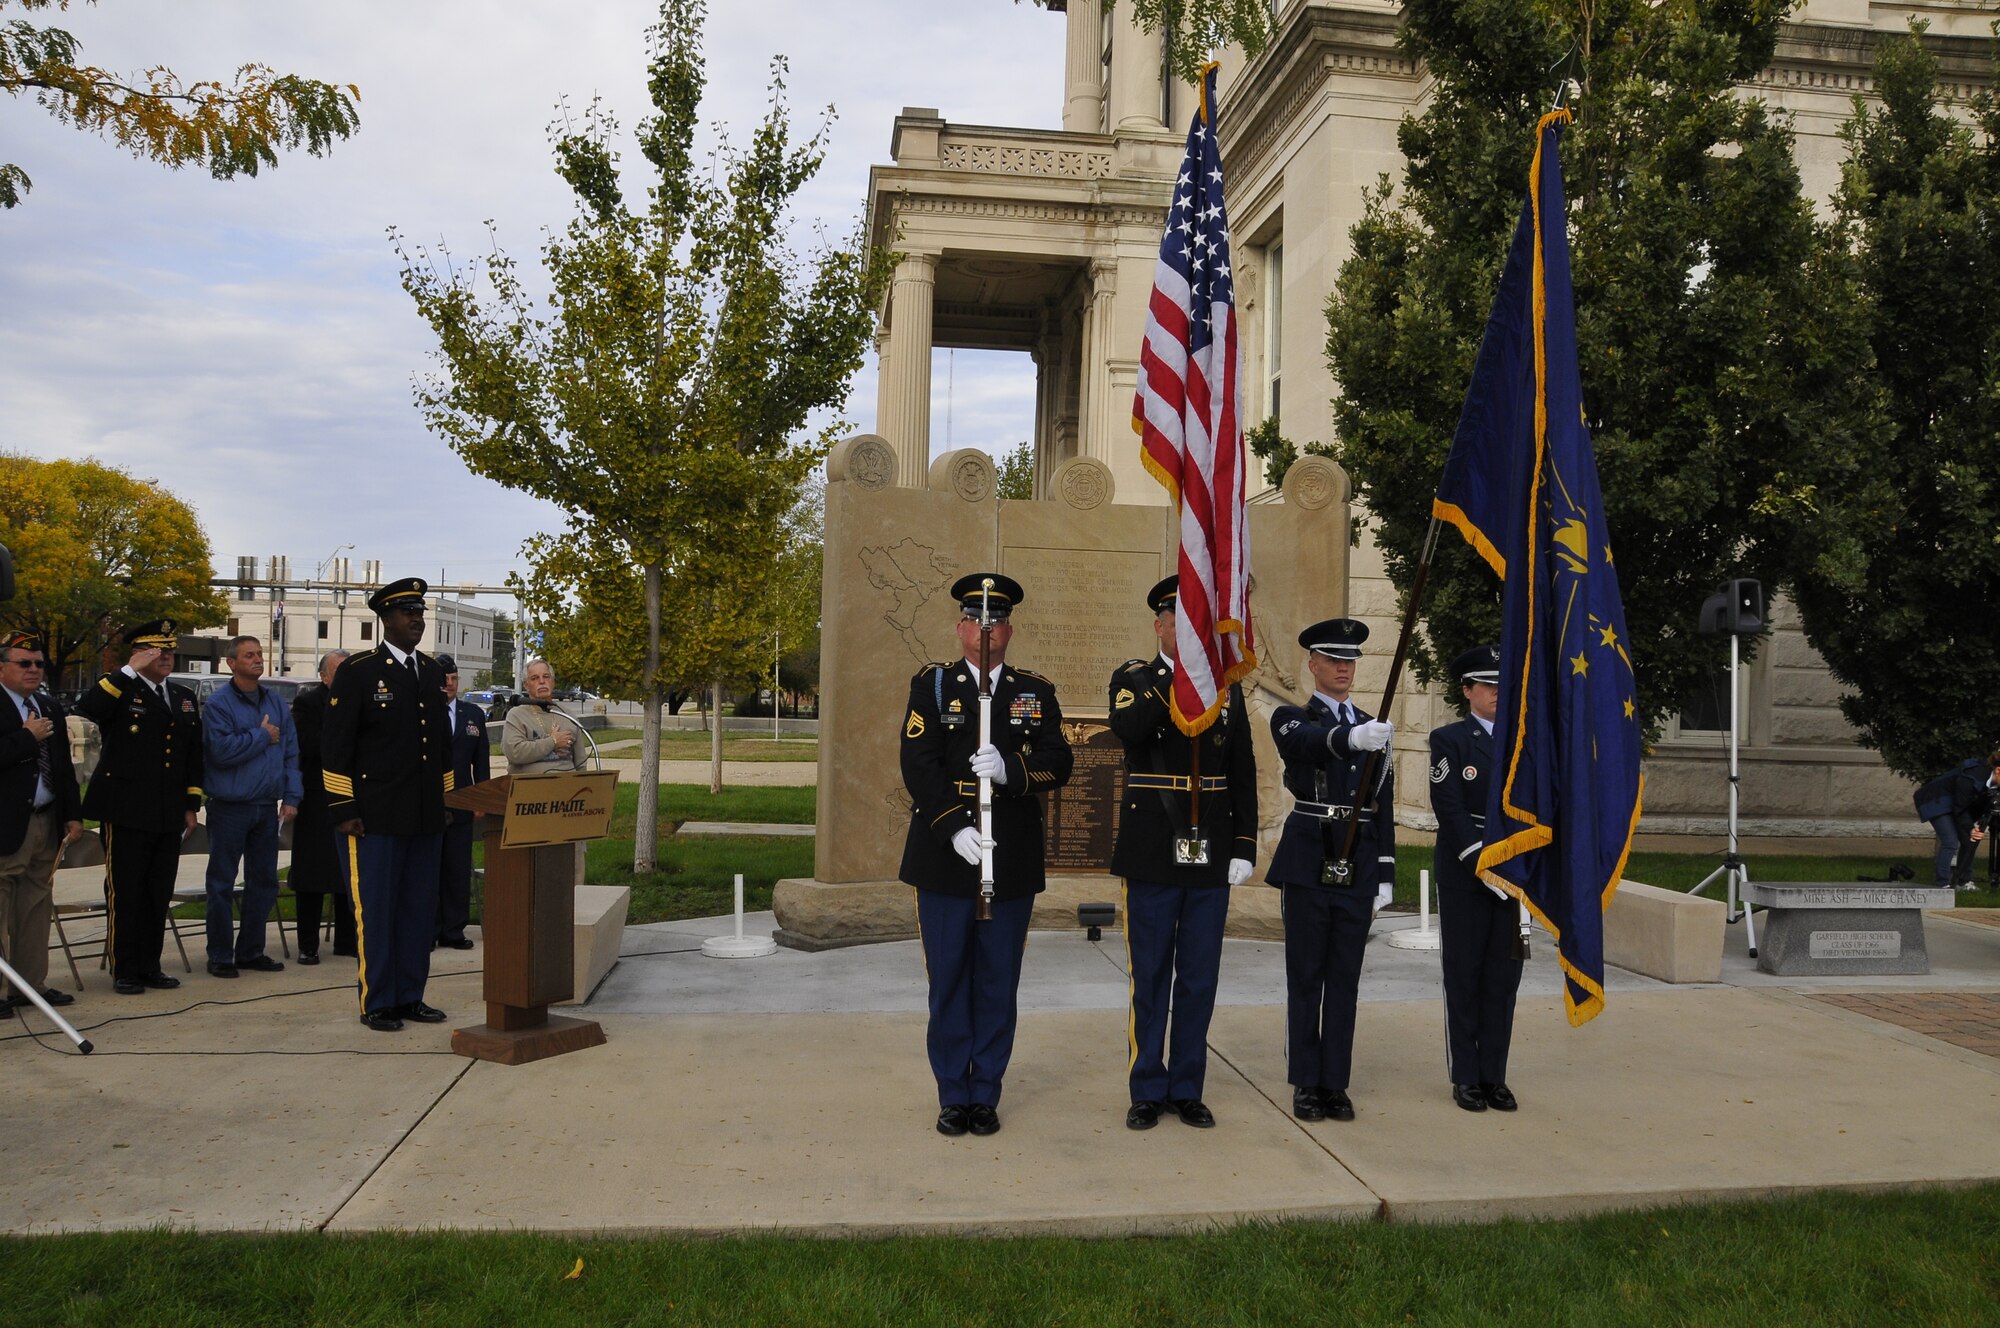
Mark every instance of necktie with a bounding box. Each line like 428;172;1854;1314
28;697;51;799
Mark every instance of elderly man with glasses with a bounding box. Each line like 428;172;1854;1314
0;633;83;1014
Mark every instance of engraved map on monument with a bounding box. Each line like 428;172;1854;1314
859;538;957;665
1002;547;1158;714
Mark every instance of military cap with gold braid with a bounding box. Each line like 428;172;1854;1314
1146;575;1179;615
949;572;1022;621
122;619;177;648
366;576;428;614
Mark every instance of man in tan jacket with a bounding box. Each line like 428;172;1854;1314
502;659;590;775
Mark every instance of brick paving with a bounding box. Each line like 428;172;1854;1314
1813;991;2000;1059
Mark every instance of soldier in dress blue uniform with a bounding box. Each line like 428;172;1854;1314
433;654;489;950
76;620;203;995
900;573;1073;1137
1267;618;1396;1122
1430;644;1521;1113
1109;575;1257;1131
322;578;455;1032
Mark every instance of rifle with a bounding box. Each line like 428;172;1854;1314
975;578;996;921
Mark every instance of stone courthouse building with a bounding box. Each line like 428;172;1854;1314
861;0;1996;841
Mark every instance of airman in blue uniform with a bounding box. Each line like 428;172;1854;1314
1267;618;1395;1123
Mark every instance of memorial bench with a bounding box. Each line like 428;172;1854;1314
1742;882;1954;976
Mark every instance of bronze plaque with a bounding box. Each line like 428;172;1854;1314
1043;721;1125;873
500;771;620;848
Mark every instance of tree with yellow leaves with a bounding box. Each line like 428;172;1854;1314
0;0;358;208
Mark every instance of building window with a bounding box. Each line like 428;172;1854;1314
1265;241;1283;421
227;617;239;636
360;622;373;642
317;620;329;641
1100;10;1114;134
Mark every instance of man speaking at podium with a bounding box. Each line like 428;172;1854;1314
323;577;454;1032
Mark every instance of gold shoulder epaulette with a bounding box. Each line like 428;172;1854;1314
1013;667;1053;684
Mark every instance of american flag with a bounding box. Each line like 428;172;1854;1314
1133;63;1255;736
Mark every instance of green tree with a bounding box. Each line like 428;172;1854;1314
1786;25;2000;781
0;454;226;686
397;0;889;867
994;440;1034;500
1024;0;1273;83
1325;0;1883;735
0;0;358;209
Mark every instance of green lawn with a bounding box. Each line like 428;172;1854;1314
498;725;817;762
1382;847;1996;908
563;783;813;923
3;1184;1995;1326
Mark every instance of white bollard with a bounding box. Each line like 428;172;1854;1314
1385;866;1442;950
702;872;778;958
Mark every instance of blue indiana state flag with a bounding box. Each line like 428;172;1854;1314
1432;109;1643;1027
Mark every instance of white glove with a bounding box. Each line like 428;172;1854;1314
952;826;983;865
1227;858;1253;887
1348;719;1394;752
969;744;1007;785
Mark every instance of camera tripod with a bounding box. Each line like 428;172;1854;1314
1688;632;1757;958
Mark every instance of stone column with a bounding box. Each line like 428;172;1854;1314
1110;6;1163;133
1063;0;1105;134
878;252;937;487
1086;257;1121;461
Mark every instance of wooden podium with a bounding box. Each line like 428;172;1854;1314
444;771;619;1065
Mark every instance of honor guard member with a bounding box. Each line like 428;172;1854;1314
1431;645;1521;1113
322;578;455;1032
1109;575;1257;1131
899;573;1073;1138
434;654;489;950
1266;618;1396;1122
76;620;203;995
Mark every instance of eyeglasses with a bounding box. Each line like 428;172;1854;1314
3;658;45;669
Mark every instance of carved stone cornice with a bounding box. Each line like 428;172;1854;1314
1219;5;1417;189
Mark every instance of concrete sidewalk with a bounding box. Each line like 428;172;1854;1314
3;905;1997;1236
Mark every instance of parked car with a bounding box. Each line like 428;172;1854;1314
165;671;307;711
481;687;524;720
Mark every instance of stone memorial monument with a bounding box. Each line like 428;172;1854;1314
772;435;1355;949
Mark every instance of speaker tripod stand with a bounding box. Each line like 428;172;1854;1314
1688;629;1757;958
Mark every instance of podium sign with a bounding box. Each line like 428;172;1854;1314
499;771;618;848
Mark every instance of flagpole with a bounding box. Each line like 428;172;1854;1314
1328;514;1441;883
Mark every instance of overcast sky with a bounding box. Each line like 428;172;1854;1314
1;1;1064;598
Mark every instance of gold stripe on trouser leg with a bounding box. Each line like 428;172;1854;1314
346;833;368;1011
1122;880;1139;1073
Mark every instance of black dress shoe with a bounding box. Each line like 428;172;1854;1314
140;972;180;989
0;1001;12;1017
936;1105;970;1136
967;1104;1001;1136
1482;1083;1518;1112
399;1002;447;1024
207;962;239;978
1322;1090;1355;1122
8;989;75;1008
114;978;145;995
239;955;284;973
1292;1087;1325;1121
1453;1084;1488;1112
297;952;321;966
360;1010;405;1032
1126;1100;1163;1130
440;937;475;951
1168;1098;1216;1128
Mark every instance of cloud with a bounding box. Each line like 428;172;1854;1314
2;0;1061;596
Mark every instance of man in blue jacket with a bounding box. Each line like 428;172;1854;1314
200;635;301;977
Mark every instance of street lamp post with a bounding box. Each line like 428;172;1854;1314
315;543;354;668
